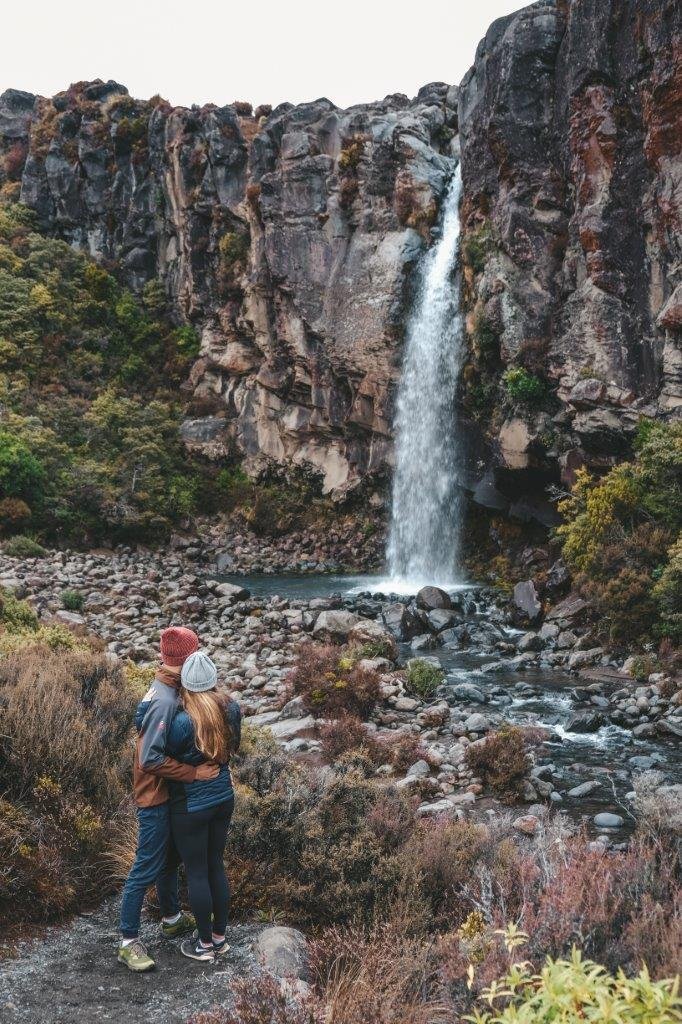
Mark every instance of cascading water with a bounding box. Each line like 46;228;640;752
387;165;464;589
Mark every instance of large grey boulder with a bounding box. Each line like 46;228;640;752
214;581;250;603
513;580;541;622
312;609;360;641
254;926;309;980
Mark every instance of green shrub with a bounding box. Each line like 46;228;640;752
218;231;249;270
2;535;46;559
557;421;682;648
467;934;682;1024
462;222;493;274
0;430;46;502
405;659;444;699
61;588;84;611
503;367;547;407
0;586;38;632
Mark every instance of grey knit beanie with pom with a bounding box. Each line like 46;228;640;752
181;651;218;692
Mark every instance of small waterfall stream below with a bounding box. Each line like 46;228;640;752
387;165;464;589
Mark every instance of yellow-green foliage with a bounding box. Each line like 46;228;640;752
557;421;682;645
467;939;682;1024
338;136;364;171
557;466;641;575
0;586;38;632
0;200;204;543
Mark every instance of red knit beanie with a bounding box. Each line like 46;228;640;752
160;626;199;667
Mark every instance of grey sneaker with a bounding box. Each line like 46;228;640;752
181;937;215;962
191;928;230;956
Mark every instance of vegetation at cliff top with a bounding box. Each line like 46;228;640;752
558;419;682;648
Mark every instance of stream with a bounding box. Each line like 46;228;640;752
222;573;682;837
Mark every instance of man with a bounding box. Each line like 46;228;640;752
117;626;219;972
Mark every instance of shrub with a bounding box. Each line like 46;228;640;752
503;367;547;408
462;222;493;274
404;659;444;699
61;588;85;611
218;230;249;271
318;714;383;764
467;934;682;1024
0;586;38;632
0;646;135;923
233;101;253;116
0;430;46;503
557;422;682;647
186;975;314;1024
465;727;531;803
229;757;414;925
338;136;364;171
2;534;47;558
384;729;429;772
0;496;31;532
288;643;382;719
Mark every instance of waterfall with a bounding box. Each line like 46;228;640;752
387;165;464;589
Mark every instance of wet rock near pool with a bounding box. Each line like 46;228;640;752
416;586;453;611
565;711;605;733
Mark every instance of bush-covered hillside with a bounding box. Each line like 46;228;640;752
558;420;682;649
0;199;204;543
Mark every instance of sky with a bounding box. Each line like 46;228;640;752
3;0;528;111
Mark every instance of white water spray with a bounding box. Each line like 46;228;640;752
387;165;464;589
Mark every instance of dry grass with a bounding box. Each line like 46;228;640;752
0;645;134;808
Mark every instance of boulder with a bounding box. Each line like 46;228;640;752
382;602;422;641
348;617;396;656
513;814;540;835
512;580;542;622
214;581;250;603
312;609;360;641
464;713;491;733
254;926;309;980
416;586;452;611
593;812;624;829
567;780;601;798
268;716;316;741
565;711;605;733
426;608;460;633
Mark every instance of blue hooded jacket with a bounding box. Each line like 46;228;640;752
135;692;241;814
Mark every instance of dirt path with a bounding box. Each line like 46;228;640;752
0;899;264;1024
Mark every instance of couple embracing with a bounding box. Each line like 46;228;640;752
118;626;242;971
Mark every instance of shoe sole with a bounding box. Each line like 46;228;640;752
117;954;155;972
181;950;215;962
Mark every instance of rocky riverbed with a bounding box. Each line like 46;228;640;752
1;540;680;844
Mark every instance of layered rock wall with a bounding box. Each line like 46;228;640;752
0;80;457;494
0;0;679;507
459;0;681;502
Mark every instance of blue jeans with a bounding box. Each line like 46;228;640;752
119;803;181;939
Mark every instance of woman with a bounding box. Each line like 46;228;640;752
165;650;242;962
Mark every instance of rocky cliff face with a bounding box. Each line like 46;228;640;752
0;80;457;495
0;0;679;511
459;0;681;512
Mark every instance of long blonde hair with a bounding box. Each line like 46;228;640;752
182;688;231;763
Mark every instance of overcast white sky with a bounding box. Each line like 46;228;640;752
3;0;528;110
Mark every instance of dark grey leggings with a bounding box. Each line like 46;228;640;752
170;798;234;943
